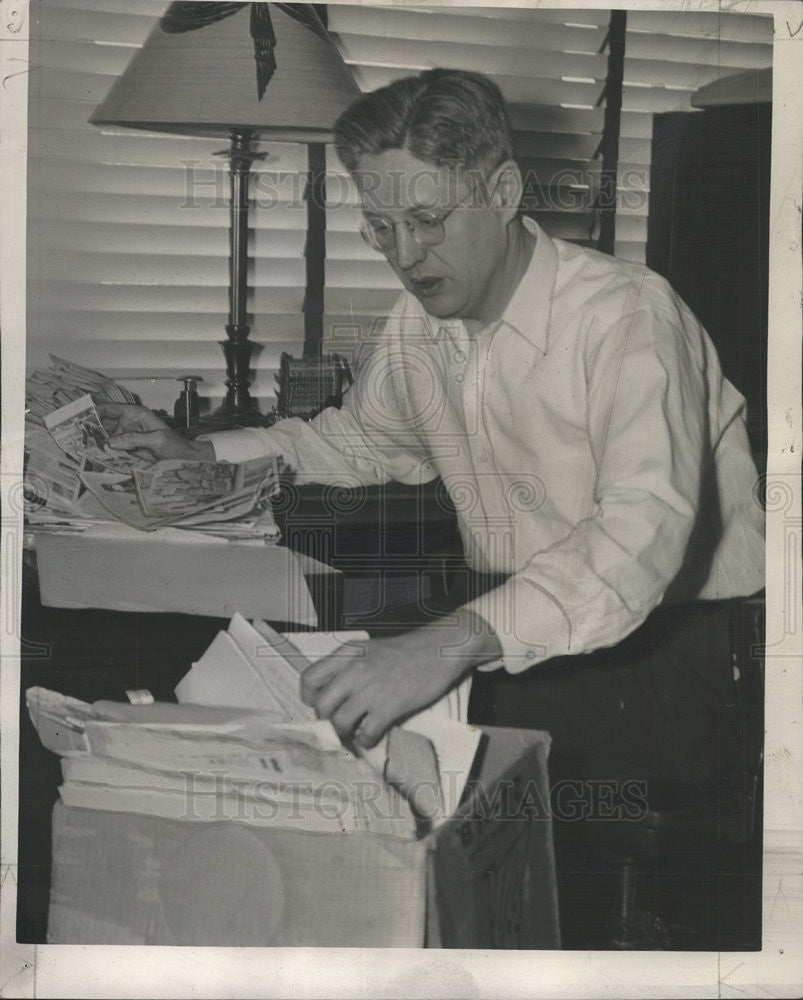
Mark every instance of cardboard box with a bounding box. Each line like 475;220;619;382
47;728;559;948
430;726;560;949
47;802;428;947
34;525;342;628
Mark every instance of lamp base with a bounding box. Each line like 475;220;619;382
201;330;265;429
201;399;266;430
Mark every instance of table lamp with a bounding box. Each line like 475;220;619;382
90;2;361;426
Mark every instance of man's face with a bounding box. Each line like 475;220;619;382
354;148;511;328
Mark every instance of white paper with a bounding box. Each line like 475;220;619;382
278;630;479;825
227;613;316;721
35;524;322;625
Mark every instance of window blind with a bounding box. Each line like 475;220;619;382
327;4;609;246
26;3;774;412
616;7;774;263
28;0;325;412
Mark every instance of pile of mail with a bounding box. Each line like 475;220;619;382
24;357;280;540
27;614;482;837
25;354;138;419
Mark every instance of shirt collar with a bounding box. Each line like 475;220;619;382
420;216;558;355
497;216;558;355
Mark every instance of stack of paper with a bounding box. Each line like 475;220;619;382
80;451;280;534
176;614;481;826
26;355;137;423
27;615;481;836
25;357;139;523
24;357;281;541
27;688;417;838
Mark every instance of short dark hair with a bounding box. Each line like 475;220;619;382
333;68;514;175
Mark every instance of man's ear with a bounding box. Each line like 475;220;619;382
490;159;523;222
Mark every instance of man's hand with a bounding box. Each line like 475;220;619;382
300;608;503;748
97;403;215;462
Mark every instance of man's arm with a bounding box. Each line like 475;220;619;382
100;389;425;487
301;608;502;748
99;403;215;461
100;310;430;487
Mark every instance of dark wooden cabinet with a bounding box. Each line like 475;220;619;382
647;103;771;470
274;479;461;626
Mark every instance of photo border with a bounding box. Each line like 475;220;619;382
2;1;800;996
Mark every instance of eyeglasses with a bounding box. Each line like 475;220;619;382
360;188;477;257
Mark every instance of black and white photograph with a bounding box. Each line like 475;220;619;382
1;1;801;997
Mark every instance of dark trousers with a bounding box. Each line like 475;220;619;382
468;599;742;792
358;569;745;794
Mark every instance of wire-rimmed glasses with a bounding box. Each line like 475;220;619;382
359;187;477;258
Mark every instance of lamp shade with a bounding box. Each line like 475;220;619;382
90;2;361;141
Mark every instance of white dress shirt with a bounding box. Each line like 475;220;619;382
204;219;765;672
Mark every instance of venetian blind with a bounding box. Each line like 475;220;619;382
616;7;774;263
325;3;610;356
27;0;319;411
26;3;774;412
26;2;611;411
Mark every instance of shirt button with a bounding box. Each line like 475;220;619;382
455;373;464;384
454;349;467;364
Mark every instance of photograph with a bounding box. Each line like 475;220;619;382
1;1;800;998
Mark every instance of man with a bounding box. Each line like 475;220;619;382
103;70;764;790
